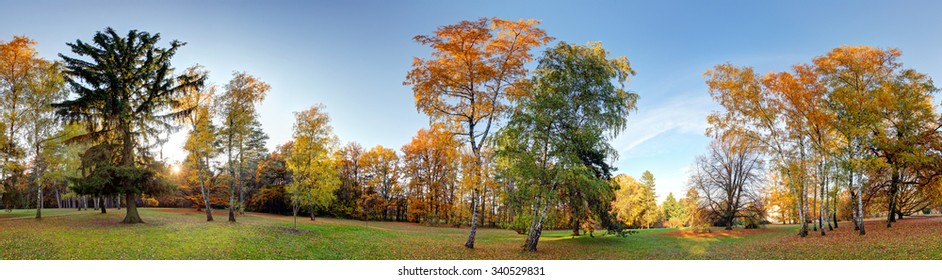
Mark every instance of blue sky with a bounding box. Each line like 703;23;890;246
3;0;941;199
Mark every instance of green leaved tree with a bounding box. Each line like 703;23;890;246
496;41;638;252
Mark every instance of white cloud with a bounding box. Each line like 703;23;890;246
610;85;717;199
614;91;714;155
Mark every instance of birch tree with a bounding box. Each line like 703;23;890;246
177;65;218;221
24;59;67;219
1;36;43;207
814;46;900;235
495;41;637;252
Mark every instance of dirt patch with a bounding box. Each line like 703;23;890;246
661;228;777;238
0;214;15;219
281;227;312;235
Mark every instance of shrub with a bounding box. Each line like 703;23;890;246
507;215;532;235
922;208;932;215
663;217;686;228
605;221;630;237
744;217;763;229
142;197;159;207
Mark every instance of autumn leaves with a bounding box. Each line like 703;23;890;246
0;36;67;218
7;17;937;259
704;46;941;237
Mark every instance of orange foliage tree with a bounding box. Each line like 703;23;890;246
332;142;365;218
249;143;292;214
405;17;552;248
0;36;44;208
705;46;942;237
400;124;460;224
359;145;400;220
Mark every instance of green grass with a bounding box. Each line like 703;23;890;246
1;208;940;259
0;208;87;219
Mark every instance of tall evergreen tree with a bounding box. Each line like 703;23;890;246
54;28;204;223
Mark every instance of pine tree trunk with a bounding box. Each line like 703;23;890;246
121;193;143;223
119;120;143;223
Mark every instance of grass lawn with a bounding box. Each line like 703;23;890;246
0;208;91;219
1;208;941;260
